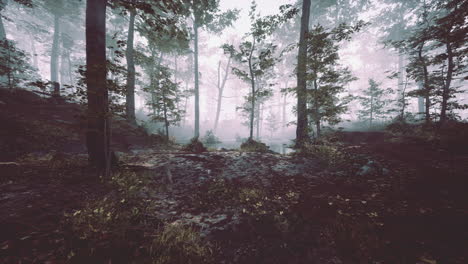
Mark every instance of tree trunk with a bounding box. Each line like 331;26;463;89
295;0;311;148
440;40;454;124
193;18;200;139
397;51;404;110
418;43;431;123
125;3;137;125
282;90;287;134
0;2;9;88
248;37;256;140
29;33;38;68
370;94;374;127
51;13;61;96
86;0;109;173
162;93;169;140
417;82;425;118
214;56;231;132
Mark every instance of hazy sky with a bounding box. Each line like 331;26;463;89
220;0;294;35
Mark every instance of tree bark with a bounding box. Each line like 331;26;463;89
440;40;454;124
418;42;431;123
214;56;231;132
125;2;137;125
51;13;61;96
29;33;38;68
86;0;109;173
0;2;9;88
295;0;311;148
193;18;200;139
248;37;256;140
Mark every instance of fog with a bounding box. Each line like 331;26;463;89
3;0;467;148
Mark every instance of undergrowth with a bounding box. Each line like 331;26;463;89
63;169;212;264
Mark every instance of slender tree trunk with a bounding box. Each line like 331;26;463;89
296;0;311;147
60;47;67;85
248;37;256;140
125;3;137;125
0;3;9;88
397;51;404;109
162;93;169;140
417;82;425;118
214;56;231;132
193;18;200;139
86;0;109;173
313;78;321;138
440;40;454;124
51;13;61;96
67;51;73;86
370;94;374;127
29;33;38;68
418;43;431;123
282;90;287;134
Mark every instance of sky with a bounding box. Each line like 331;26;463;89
219;0;295;35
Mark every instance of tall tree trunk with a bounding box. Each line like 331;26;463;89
193;18;200;139
397;51;404;110
440;40;454;124
248;37;256;140
418;42;431;123
295;0;311;148
313;78;321;138
370;94;374;127
29;33;38;68
417;83;425;118
86;0;109;173
282;90;287;134
125;3;137;125
162;92;169;140
60;47;68;86
51;13;61;96
67;51;73;86
0;2;9;88
214;56;231;132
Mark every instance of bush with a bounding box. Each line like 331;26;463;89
201;130;222;147
240;139;271;153
183;138;207;153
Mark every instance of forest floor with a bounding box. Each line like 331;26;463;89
1;89;467;264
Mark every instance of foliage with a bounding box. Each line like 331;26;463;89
265;111;278;138
144;65;184;138
358;79;389;127
69;38;128;115
223;1;297;139
201;130;221;146
0;40;39;89
303;24;361;135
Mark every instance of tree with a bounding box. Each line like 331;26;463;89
86;0;110;173
265;111;278;138
125;0;137;125
182;0;239;139
305;24;359;137
224;0;297;140
146;66;184;140
358;79;387;127
213;54;231;132
295;0;311;148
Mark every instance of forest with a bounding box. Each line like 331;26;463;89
0;0;467;263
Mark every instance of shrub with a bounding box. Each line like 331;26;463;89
183;138;207;153
240;139;271;153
